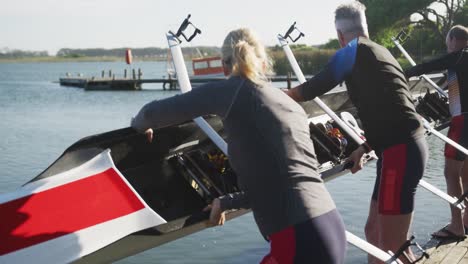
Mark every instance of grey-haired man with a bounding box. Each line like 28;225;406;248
286;2;428;263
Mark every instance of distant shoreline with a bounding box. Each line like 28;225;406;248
0;56;167;63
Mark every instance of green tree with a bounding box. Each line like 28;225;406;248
360;0;466;46
358;0;467;62
268;46;335;75
454;1;468;24
359;0;434;43
412;0;466;42
319;39;340;49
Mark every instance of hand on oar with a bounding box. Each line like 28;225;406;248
348;146;366;173
203;198;226;226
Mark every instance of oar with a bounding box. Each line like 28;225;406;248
392;31;448;98
422;119;468;156
166;15;227;155
278;25;465;210
392;32;468;157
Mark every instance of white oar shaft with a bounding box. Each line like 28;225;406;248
418;179;463;209
392;38;417;66
279;36;365;146
346;231;398;264
167;33;228;155
392;38;448;98
422;120;468;156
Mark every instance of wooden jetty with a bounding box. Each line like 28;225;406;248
416;237;468;264
59;77;143;91
59;71;302;91
60;69;147;91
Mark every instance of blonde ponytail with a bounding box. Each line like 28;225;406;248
222;28;273;86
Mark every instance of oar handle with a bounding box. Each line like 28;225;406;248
166;20;228;155
279;22;305;43
170;14;202;43
395;30;411;44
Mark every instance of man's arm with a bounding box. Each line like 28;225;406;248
286;38;358;102
405;50;464;78
284;87;305;102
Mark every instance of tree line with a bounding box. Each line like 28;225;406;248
0;46;221;60
0;48;49;58
2;0;466;75
55;47;221;59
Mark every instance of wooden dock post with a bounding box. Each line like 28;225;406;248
132;69;136;80
101;70;105;78
170;76;176;90
287;72;292;89
124;69;127;78
108;70;112;78
138;68;142;80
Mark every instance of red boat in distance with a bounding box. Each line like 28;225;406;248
191;56;225;78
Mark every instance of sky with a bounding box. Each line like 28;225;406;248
1;0;352;55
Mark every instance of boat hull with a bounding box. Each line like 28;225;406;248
11;81;450;262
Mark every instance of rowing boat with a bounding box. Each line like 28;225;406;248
0;76;451;263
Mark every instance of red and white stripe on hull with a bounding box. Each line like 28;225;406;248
0;149;166;264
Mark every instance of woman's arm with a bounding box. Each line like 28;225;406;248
131;79;241;132
206;192;250;226
218;191;250;211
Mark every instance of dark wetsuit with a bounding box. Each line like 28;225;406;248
406;48;468;161
298;37;428;214
132;76;346;263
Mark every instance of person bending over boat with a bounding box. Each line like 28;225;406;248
285;2;427;263
131;28;346;263
406;25;468;240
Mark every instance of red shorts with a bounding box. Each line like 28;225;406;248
260;209;346;264
372;137;428;215
445;114;468;161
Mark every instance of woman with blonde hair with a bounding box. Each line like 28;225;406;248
132;28;346;263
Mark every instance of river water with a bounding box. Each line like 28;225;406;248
0;61;452;263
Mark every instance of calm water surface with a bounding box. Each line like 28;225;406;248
0;61;452;263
